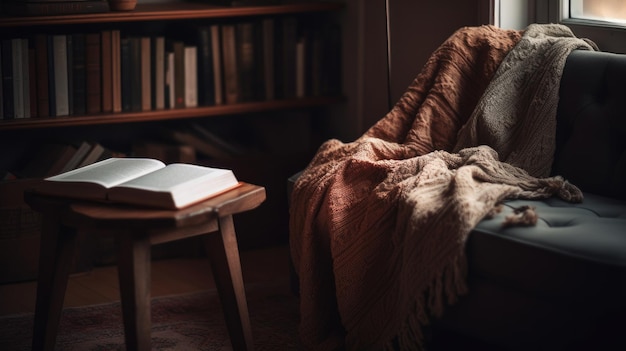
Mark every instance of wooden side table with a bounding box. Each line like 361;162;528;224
24;183;266;351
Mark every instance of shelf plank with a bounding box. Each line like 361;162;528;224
0;2;343;27
0;96;344;130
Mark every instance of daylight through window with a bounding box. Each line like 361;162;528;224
570;0;626;25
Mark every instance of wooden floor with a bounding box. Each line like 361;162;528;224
0;244;292;317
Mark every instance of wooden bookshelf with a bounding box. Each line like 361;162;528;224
0;2;343;27
0;96;343;130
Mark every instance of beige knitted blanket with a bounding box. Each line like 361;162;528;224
290;24;593;350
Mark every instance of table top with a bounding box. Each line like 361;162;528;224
24;182;266;229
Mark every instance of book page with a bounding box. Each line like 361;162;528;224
45;158;165;188
114;163;232;191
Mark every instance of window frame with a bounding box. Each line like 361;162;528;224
541;0;626;53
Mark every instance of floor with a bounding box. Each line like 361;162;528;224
0;244;292;317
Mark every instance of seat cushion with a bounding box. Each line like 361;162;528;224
467;192;626;304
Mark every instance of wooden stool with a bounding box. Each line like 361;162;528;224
24;183;266;351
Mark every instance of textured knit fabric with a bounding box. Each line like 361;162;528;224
289;24;593;350
454;24;598;177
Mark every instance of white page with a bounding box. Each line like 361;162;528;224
114;163;231;192
45;158;165;188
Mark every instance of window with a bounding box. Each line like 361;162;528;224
569;0;626;26
544;0;626;54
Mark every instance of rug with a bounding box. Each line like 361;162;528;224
0;282;301;350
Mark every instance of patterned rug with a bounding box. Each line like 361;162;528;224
0;282;301;350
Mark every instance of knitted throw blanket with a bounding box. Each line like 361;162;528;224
289;25;593;350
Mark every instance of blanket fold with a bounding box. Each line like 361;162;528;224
290;24;596;350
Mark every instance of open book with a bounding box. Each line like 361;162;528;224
36;158;241;209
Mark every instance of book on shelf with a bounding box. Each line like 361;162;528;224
165;50;175;109
184;45;198;108
36;158;242;210
111;30;122;113
12;38;25;119
151;36;165;110
2;1;111;17
129;37;142;112
76;142;106;168
1;40;14;120
172;41;185;109
60;140;93;173
66;34;74;115
280;16;298;99
21;38;31;118
71;33;87;115
140;36;151;111
28;45;37;117
85;33;101;114
261;17;275;101
210;24;224;105
101;30;113;113
51;35;69;117
34;35;50;118
236;22;257;102
221;24;239;104
120;37;131;111
197;27;215;106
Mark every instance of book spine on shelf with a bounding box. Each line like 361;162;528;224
140;36;151;111
21;38;31;118
66;34;74;116
210;24;223;106
196;27;215;106
221;24;238;105
34;34;49;118
152;36;165;110
12;38;24;119
120;37;131;112
52;35;69;117
173;41;185;109
72;33;86;116
1;40;14;120
85;32;101;115
111;30;122;113
236;22;256;102
129;37;142;112
101;30;113;113
184;45;198;108
46;35;56;116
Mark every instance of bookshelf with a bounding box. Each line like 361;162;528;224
0;1;345;271
0;1;344;129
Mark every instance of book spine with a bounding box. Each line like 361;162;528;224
197;27;215;106
21;38;31;118
72;33;86;116
165;50;175;109
34;34;49;118
12;38;24;119
210;25;223;106
261;18;275;101
236;22;256;102
66;34;74;116
173;41;185;109
120;37;131;112
152;36;165;110
184;45;198;108
2;1;110;17
140;36;151;111
281;17;298;99
221;24;238;105
111;30;122;113
46;35;56;116
129;37;142;112
52;35;69;117
101;30;113;113
85;33;101;115
1;40;14;120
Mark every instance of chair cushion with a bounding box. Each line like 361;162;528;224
467;192;626;304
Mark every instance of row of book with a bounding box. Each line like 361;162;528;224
0;16;342;120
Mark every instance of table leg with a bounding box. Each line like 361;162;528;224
205;214;254;351
32;216;77;351
116;234;152;351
